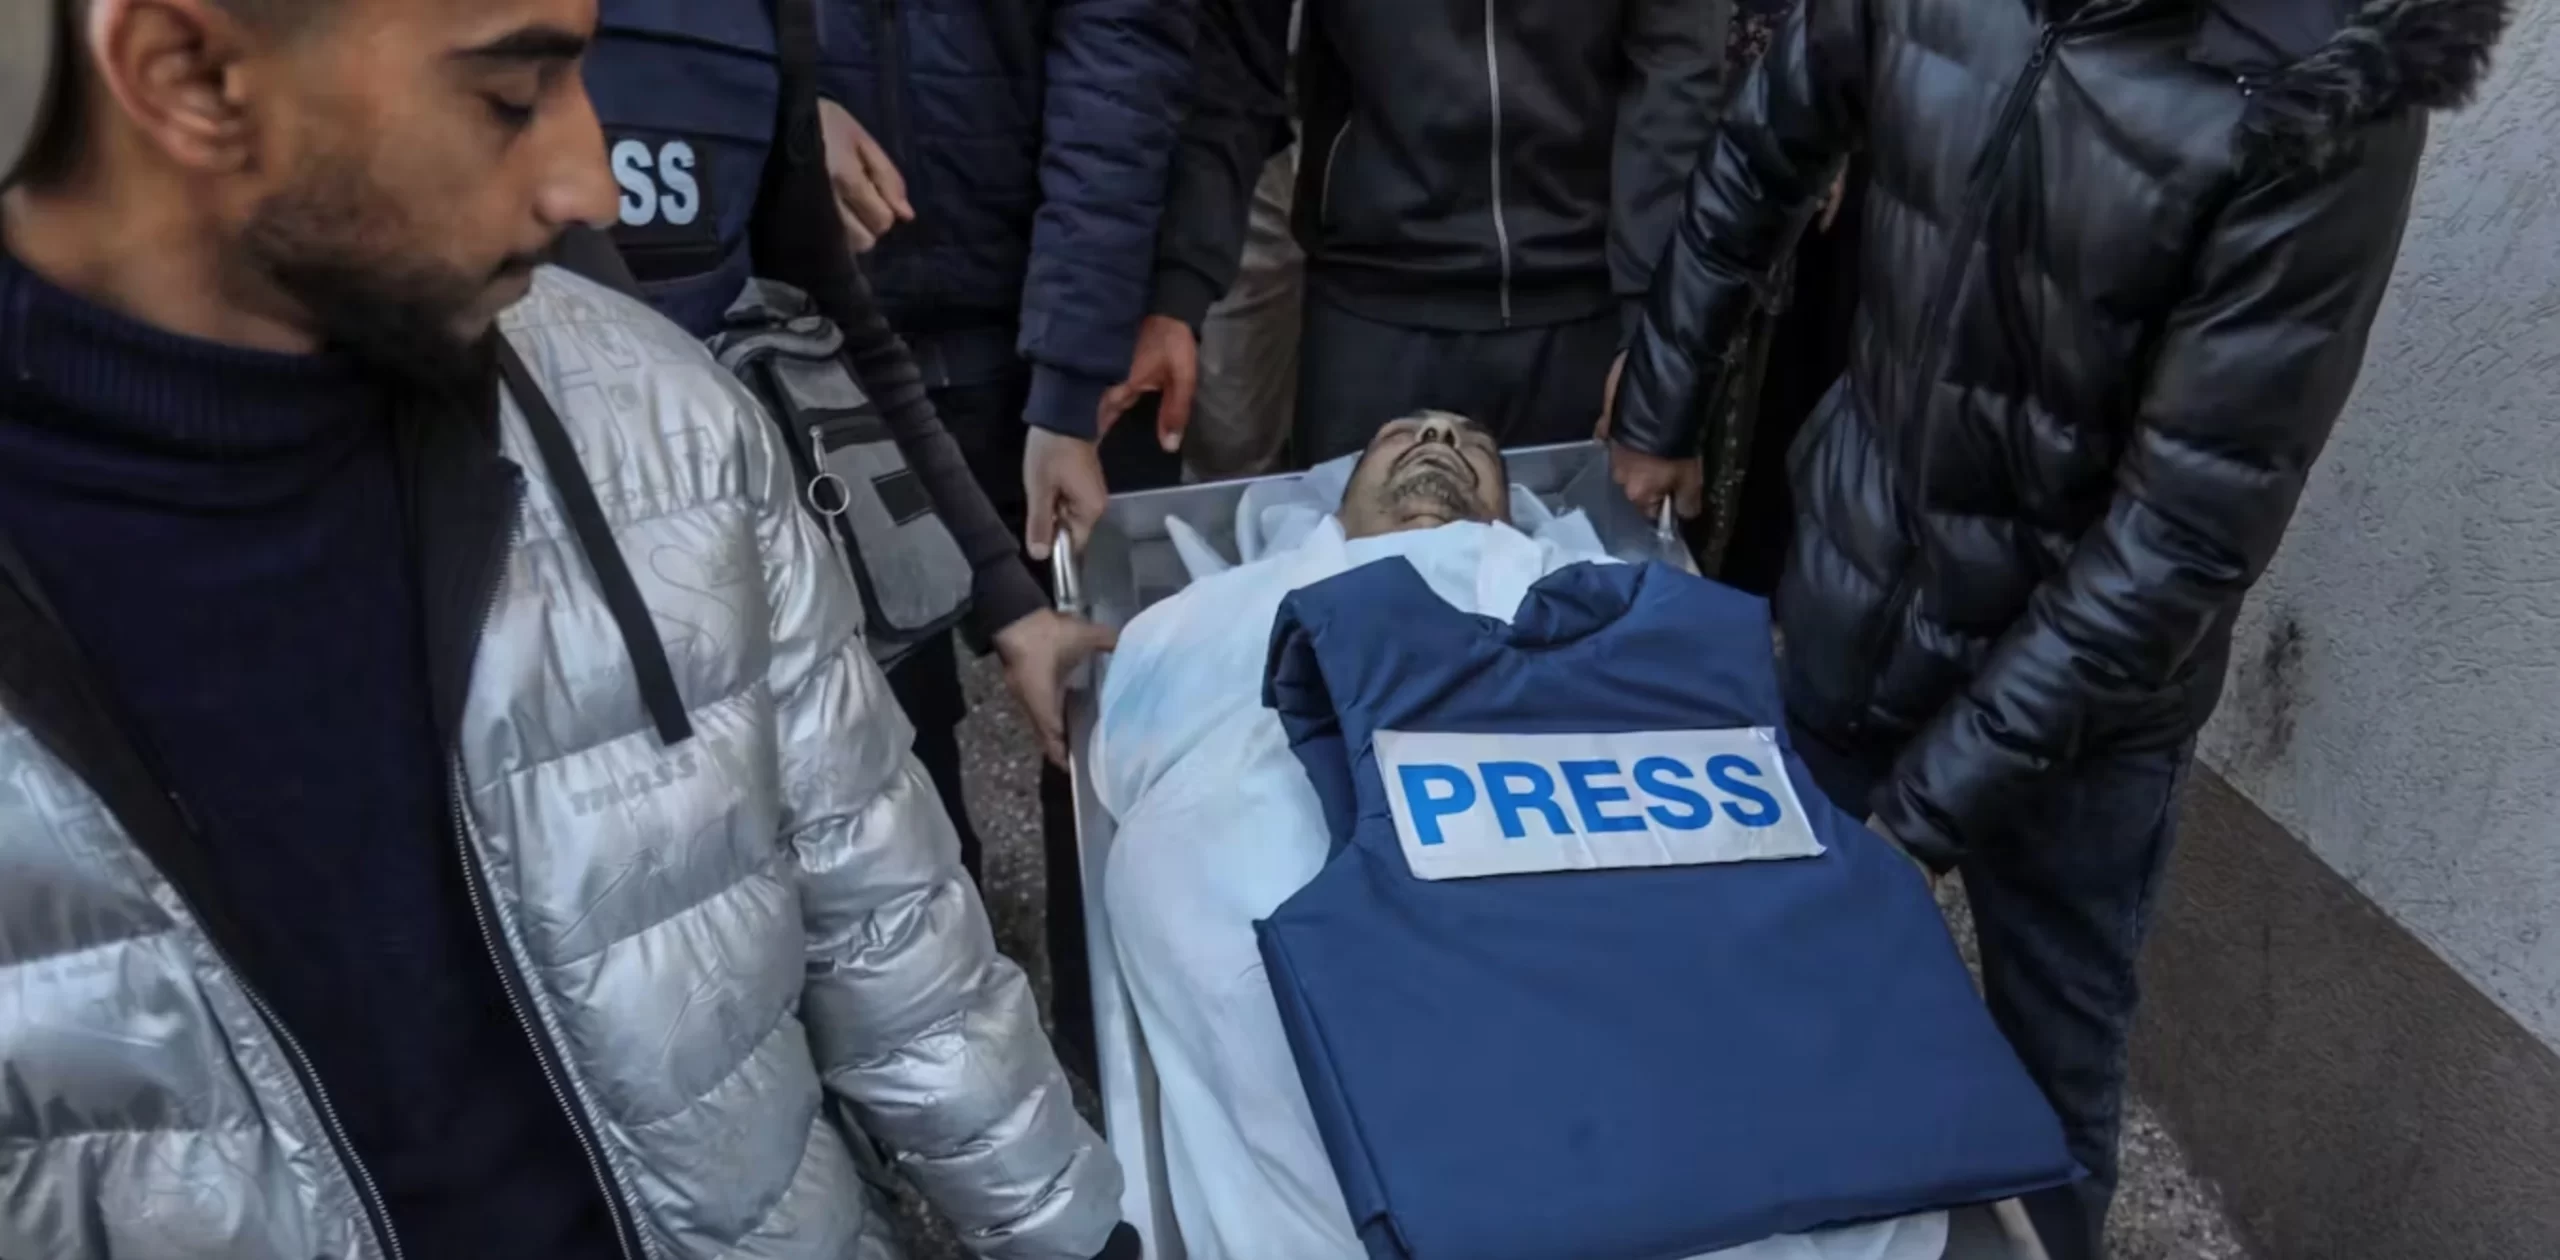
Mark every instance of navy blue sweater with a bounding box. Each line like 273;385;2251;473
0;254;617;1258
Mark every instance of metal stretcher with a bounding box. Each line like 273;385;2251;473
1051;441;2044;1260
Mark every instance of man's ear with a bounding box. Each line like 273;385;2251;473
85;0;261;176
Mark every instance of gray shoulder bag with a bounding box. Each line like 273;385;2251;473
710;278;973;665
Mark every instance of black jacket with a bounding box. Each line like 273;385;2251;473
1290;0;1729;335
1612;0;2508;867
1146;0;1296;329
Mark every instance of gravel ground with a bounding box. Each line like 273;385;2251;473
892;650;2251;1260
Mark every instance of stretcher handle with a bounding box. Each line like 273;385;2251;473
1653;498;1705;577
1051;527;1084;618
1052;527;1098;694
1992;1199;2055;1260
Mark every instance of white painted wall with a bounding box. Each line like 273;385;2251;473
2200;7;2560;1052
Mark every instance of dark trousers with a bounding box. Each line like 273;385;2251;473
886;634;980;876
1787;718;2190;1260
1293;291;1622;465
898;350;1182;1078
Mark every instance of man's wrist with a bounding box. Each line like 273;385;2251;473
963;561;1049;654
1024;365;1110;440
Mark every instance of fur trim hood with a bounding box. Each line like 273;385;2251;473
2215;0;2514;173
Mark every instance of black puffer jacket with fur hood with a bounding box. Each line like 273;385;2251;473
1611;0;2510;866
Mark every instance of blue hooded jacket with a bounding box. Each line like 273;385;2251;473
819;0;1197;438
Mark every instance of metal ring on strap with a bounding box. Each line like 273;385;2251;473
804;470;853;520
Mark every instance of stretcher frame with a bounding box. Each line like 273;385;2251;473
1051;440;2043;1260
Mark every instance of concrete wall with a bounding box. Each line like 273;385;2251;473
2132;11;2560;1257
2197;3;2560;1054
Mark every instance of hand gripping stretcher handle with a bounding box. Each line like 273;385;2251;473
1053;528;1094;694
1052;527;1086;621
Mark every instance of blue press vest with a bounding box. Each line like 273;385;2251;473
1258;559;2077;1260
585;0;785;338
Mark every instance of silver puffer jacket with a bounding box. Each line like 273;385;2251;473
0;269;1121;1260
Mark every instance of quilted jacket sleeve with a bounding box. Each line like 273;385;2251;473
1018;0;1201;438
1609;0;1868;458
1874;113;2429;867
751;418;1125;1258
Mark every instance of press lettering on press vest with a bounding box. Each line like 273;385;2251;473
612;137;704;229
1375;729;1826;881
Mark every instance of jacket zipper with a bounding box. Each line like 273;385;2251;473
225;928;409;1259
805;422;851;520
1480;0;1514;326
1317;117;1351;228
68;787;409;1254
0;557;413;1259
444;495;651;1260
800;419;875;576
1852;23;2064;730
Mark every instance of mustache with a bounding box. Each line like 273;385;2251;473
1386;472;1479;523
1390;439;1479;487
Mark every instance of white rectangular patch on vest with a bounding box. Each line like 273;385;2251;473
1372;728;1827;882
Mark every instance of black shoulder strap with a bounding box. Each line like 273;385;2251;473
494;340;695;747
752;0;873;336
550;223;647;300
774;0;821;147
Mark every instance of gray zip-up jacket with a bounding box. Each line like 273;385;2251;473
0;268;1123;1260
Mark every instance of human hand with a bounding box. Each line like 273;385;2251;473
1594;351;1627;440
818;99;914;251
1098;315;1198;453
994;609;1119;767
1608;441;1705;521
1817;169;1849;234
1023;427;1108;562
1596;351;1704;520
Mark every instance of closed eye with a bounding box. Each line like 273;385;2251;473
485;95;536;129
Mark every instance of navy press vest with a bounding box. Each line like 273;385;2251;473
585;0;786;337
1257;558;2076;1260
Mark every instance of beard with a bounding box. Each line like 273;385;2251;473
1384;465;1481;522
1383;445;1484;521
236;151;537;401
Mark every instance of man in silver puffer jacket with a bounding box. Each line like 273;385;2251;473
0;1;1131;1258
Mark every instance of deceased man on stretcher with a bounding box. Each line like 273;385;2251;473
1093;414;2077;1260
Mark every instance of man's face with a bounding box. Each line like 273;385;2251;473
1338;411;1510;539
212;0;613;387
